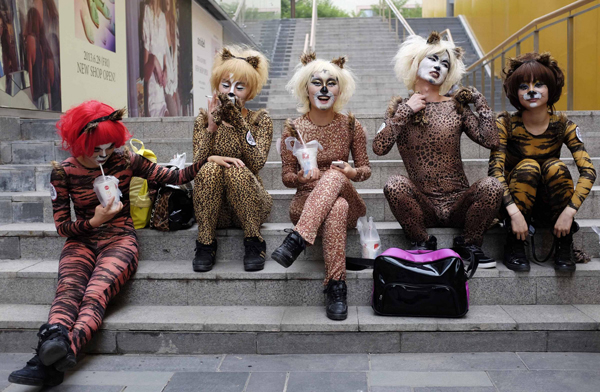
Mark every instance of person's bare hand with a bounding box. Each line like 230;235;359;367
207;94;219;132
330;161;357;180
406;93;426;113
90;197;123;228
208;155;245;168
554;206;576;238
298;168;321;184
510;210;529;241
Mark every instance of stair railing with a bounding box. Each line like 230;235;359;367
232;0;246;25
303;0;318;53
464;0;600;111
381;0;415;40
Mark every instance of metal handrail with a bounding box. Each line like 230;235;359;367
440;28;454;45
308;0;317;52
383;0;415;36
466;0;594;72
463;0;599;110
232;0;246;23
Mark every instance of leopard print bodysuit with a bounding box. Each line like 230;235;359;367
373;92;502;246
281;113;371;284
193;105;273;244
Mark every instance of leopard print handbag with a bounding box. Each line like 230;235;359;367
149;187;171;231
150;185;195;232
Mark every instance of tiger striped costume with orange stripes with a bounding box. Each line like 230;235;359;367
489;112;596;224
49;150;203;356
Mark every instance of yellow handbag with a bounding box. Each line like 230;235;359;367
129;139;158;229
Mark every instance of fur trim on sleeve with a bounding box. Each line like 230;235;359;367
194;108;209;129
283;118;298;139
50;161;66;179
347;112;356;132
250;108;269;126
386;96;405;119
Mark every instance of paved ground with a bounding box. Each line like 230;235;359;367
1;352;599;391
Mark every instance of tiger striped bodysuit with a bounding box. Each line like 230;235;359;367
49;151;204;355
489;112;596;224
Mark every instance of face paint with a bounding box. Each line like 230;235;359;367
307;71;339;111
517;80;548;109
219;76;248;105
417;52;450;86
95;143;114;164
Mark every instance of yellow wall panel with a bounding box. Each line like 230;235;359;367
422;0;447;18
455;0;600;110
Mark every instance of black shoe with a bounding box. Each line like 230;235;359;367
8;355;64;387
453;236;496;269
324;279;348;321
37;324;76;370
271;229;306;268
244;237;266;271
554;222;578;272
503;233;530;272
193;240;217;272
410;235;437;251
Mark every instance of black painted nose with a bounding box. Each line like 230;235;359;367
527;90;536;97
320;86;328;94
228;92;235;97
434;66;441;71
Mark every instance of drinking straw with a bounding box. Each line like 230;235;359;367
99;163;106;180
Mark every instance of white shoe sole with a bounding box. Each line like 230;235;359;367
477;261;497;269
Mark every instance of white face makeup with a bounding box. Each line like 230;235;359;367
94;143;114;164
518;80;548;109
417;52;450;86
307;70;339;111
218;75;249;104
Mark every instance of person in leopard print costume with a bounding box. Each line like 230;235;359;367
271;52;371;321
192;46;273;272
373;32;503;268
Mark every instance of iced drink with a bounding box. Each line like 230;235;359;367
294;146;319;176
93;175;121;210
361;238;381;259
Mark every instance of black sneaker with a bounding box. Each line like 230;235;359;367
554;223;578;272
37;324;76;371
410;235;437;251
453;236;496;269
8;355;64;387
323;279;348;321
503;233;530;272
271;229;306;268
244;237;266;271
193;240;218;272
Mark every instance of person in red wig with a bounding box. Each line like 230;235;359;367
8;100;206;387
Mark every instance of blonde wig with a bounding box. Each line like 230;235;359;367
286;53;356;114
210;46;269;101
393;32;465;96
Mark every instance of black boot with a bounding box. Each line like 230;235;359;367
244;237;266;271
453;236;496;269
37;323;76;371
8;355;64;386
324;279;348;321
193;240;217;272
503;232;530;272
271;229;306;268
410;235;437;251
554;222;578;272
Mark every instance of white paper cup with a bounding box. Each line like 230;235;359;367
93;175;120;210
294;147;319;176
361;239;381;259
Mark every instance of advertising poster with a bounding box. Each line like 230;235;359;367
0;0;61;112
192;1;223;114
125;0;193;117
59;0;127;112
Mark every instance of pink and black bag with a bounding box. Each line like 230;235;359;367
348;248;477;318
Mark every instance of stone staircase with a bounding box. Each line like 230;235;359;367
1;17;600;355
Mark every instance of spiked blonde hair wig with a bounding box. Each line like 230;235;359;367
286;53;356;114
393;32;465;96
210;46;269;101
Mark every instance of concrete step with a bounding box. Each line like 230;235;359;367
2;166;599;223
1;257;600;307
1;219;599;262
1;304;600;354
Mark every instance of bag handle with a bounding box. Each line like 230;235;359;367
464;247;478;280
129;138;144;154
345;257;374;271
527;224;557;265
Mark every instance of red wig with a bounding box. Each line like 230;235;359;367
57;100;131;157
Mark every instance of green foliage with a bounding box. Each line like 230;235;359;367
371;0;422;18
281;0;349;18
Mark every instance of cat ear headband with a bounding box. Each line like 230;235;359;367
221;48;260;69
78;108;126;136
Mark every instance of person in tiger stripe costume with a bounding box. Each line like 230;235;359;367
192;46;273;273
489;52;596;272
8;101;206;387
270;52;371;321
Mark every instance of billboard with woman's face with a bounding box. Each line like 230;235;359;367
126;0;193;117
0;0;61;112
